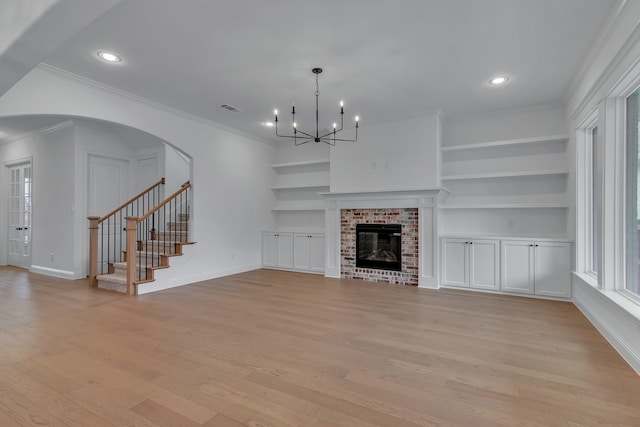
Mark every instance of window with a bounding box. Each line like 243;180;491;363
591;126;601;276
625;88;640;297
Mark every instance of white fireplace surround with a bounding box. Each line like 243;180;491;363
321;188;448;288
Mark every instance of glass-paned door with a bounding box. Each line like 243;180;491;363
7;162;32;269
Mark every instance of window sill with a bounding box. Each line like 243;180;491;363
573;271;640;325
574;271;598;288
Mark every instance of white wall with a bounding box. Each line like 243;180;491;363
164;144;191;193
0;122;76;277
330;112;442;192
0;65;274;289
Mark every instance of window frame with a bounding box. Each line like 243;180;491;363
576;109;600;286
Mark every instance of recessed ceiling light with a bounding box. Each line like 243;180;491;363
97;51;121;63
263;121;274;127
489;76;509;85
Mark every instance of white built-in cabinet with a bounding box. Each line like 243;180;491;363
441;238;500;290
262;231;324;274
501;240;571;298
441;237;572;299
262;232;293;269
293;233;325;273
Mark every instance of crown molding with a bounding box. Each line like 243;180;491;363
0;119;74;145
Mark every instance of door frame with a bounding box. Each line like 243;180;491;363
2;156;34;267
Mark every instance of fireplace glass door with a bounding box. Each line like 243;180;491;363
356;224;402;271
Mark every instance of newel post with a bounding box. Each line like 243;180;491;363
125;216;140;296
88;216;100;287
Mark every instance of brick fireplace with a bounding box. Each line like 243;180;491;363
322;189;447;289
341;208;419;285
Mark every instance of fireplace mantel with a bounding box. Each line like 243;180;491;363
320;188;448;207
321;188;448;288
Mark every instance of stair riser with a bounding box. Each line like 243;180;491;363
154;232;189;242
113;266;141;276
167;222;188;232
97;280;127;293
139;243;176;254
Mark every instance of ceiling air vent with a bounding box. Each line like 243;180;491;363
220;104;242;113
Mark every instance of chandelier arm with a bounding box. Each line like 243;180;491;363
275;121;314;139
336;111;345;133
294;138;313;146
320;126;358;142
321;136;357;142
293;129;315;139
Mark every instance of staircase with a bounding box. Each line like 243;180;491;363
88;179;194;296
96;214;193;294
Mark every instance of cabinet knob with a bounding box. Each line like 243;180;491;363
535;244;539;247
529;244;533;247
470;241;473;245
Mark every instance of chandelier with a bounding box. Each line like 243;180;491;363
273;68;359;146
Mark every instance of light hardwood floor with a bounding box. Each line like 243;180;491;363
0;266;639;426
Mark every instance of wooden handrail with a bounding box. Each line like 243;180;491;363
137;181;190;223
99;178;165;223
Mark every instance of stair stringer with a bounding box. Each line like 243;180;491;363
135;243;260;295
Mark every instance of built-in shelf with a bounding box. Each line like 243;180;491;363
440;202;569;209
441;134;568;152
271;159;330;170
272;201;326;211
271;184;330;191
441;169;569;181
272;207;325;212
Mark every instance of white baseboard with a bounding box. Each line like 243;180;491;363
572;274;640;376
29;265;82;280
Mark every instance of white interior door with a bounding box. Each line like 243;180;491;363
7;162;32;269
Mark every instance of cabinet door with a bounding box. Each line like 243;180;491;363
501;240;534;294
534;242;571;298
293;234;311;270
308;234;325;272
441;239;469;287
262;232;278;267
469;240;500;290
276;233;293;269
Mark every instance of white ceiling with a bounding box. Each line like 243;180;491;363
2;0;619;143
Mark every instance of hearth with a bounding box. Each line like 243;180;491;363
356;224;402;271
